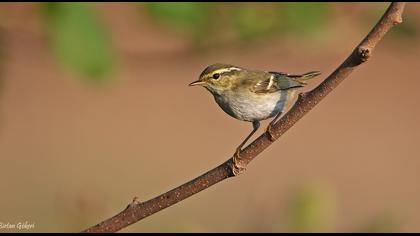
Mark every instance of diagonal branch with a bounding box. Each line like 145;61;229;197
82;2;406;233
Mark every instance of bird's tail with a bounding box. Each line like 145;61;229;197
288;71;321;84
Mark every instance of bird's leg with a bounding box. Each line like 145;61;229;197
266;111;283;142
232;121;260;175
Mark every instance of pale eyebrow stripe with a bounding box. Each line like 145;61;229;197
267;74;274;89
212;67;241;75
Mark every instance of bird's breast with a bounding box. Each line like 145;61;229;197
214;90;291;122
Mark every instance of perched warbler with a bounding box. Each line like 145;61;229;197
189;63;320;173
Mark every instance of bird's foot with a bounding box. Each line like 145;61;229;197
231;148;246;176
266;124;276;142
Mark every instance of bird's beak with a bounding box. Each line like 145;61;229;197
189;80;205;86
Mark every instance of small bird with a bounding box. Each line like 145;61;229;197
189;63;320;173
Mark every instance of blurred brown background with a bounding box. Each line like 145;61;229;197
0;2;419;233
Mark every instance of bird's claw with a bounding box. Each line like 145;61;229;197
266;124;276;142
231;148;246;176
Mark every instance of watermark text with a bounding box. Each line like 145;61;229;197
0;221;35;231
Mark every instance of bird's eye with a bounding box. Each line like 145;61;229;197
212;73;220;79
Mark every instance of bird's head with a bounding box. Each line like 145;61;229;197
189;63;243;94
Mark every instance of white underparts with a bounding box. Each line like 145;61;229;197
214;90;288;122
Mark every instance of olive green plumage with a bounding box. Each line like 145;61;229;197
190;63;320;122
196;63;319;94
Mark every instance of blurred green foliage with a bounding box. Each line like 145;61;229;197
286;184;400;233
288;184;335;232
282;3;328;36
144;3;329;45
360;212;400;233
233;4;280;41
36;3;417;84
42;3;114;84
146;3;209;34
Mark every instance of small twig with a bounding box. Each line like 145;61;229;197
82;2;406;233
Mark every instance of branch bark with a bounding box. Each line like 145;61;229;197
82;2;406;233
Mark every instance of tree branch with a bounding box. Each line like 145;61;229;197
82;2;406;233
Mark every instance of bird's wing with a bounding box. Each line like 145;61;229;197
250;72;304;94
